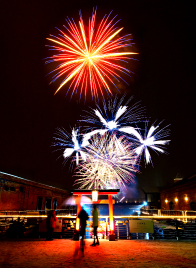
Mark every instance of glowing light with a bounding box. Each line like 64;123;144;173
165;199;168;204
80;95;145;138
110;219;114;231
80;97;170;166
92;190;98;202
74;133;138;190
46;9;137;99
175;197;178;203
120;196;125;202
53;95;171;190
76;217;80;231
1;215;196;219
184;196;188;202
53;128;87;165
108;120;118;130
134;123;170;165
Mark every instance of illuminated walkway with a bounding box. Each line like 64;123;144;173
0;239;196;267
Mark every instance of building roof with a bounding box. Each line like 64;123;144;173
0;171;68;194
161;173;196;193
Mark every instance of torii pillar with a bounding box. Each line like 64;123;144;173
71;189;120;241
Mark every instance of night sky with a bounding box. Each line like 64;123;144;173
0;1;195;192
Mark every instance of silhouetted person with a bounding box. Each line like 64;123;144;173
91;204;99;246
78;207;89;254
46;210;57;240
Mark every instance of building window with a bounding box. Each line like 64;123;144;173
45;197;52;210
190;201;196;211
10;187;15;191
0;178;5;183
37;197;43;211
53;199;57;210
147;194;155;202
169;201;174;210
19;186;24;192
147;193;160;203
147;194;151;202
4;186;9;191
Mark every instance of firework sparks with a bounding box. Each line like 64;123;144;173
46;9;137;99
52;94;170;189
74;133;138;190
80;95;145;140
53;128;87;165
134;123;171;164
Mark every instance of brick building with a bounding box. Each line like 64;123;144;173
160;173;196;211
0;171;68;211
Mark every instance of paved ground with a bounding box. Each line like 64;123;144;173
0;239;196;268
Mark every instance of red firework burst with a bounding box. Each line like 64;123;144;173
46;9;137;99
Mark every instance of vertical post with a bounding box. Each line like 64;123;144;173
105;217;108;239
76;195;82;231
77;195;82;216
184;210;187;223
108;194;115;241
117;224;119;240
109;194;114;234
176;219;179;240
73;194;81;241
126;223;129;239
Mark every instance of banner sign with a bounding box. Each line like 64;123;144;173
129;220;154;233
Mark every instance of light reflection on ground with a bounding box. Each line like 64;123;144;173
0;239;196;267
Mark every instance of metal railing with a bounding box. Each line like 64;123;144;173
0;207;77;216
141;208;196;217
1;209;196;240
1;214;196;240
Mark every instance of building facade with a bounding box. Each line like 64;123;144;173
160;174;196;211
0;171;68;211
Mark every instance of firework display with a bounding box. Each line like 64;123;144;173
53;128;87;166
46;9;137;99
80;95;145;137
53;96;170;190
49;9;170;191
74;133;138;189
133;123;170;165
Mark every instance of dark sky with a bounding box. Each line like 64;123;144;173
0;0;196;192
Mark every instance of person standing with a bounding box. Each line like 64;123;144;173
78;207;89;254
46;210;57;241
91;204;99;246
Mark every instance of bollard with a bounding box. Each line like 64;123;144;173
176;219;179;241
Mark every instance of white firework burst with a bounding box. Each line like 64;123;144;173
74;133;139;190
80;95;145;140
134;122;171;164
53;128;87;165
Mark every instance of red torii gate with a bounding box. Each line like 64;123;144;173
71;189;120;240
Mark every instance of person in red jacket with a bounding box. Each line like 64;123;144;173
46;210;57;241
